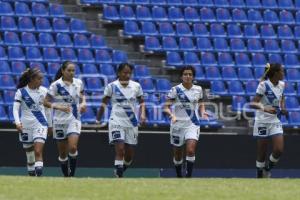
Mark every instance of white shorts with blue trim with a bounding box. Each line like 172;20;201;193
19;125;47;145
253;121;283;138
108;123;138;145
170;124;200;147
53;119;81;140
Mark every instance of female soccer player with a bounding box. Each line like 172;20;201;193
44;61;86;177
164;66;208;178
13;68;52;176
250;63;287;178
96;63;146;178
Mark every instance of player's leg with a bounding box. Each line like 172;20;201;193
185;139;197;178
114;142;125;177
256;138;268;178
33;140;45;176
123;127;138;172
67;133;80;177
173;146;184;178
124;144;134;172
57;140;69;177
266;134;284;172
23;144;35;176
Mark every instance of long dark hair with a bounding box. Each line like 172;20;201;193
116;63;134;78
260;63;282;81
180;65;196;77
54;61;74;81
17;68;41;89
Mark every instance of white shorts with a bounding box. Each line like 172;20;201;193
253;121;283;138
19;125;47;145
170;124;200;147
53;119;81;140
108;124;138;145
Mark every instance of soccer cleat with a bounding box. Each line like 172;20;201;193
256;168;264;178
114;165;124;178
28;170;36;176
263;169;271;178
35;167;43;177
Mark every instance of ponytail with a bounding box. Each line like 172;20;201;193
17;68;41;89
54;61;73;81
260;63;271;82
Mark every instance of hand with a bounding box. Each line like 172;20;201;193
281;109;288;116
56;105;71;113
140;114;146;125
16;123;23;132
202;112;209;120
263;107;277;114
47;127;53;137
171;115;177;124
80;103;87;114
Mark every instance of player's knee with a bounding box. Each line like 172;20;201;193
186;148;195;157
69;145;78;154
273;148;283;158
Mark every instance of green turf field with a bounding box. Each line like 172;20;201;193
0;176;300;200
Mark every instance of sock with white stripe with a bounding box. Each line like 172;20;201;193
185;156;195;178
69;151;78;177
59;157;69;177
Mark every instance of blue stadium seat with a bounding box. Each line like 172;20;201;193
166;51;183;66
56;33;73;47
8;47;25;61
264;40;280;53
145;36;161;51
22;32;38;46
262;0;278;9
0;61;11;75
156;78;171;93
216;8;231;22
162;36;177;51
193;23;209;37
134;65;151;78
252;53;267;67
277;25;294;39
184;52;200;66
0;47;7;61
199;0;214;7
0;75;15;90
53;18;69;32
218;52;234;67
135;0;150;5
1;16;17;31
167;0;182;6
124;21;141;36
281;40;297;53
151;0;167;5
74;34;90;48
280;10;295;25
11;62;26;75
49;4;65;17
235;53;251;67
222;66;238;80
26;47;42;61
120;5;136;20
144;93;159;105
95;49;112;63
254;67;265;79
43;48;60;62
47;62;60;76
286;69;300;81
139;78;155;93
227;24;243;38
3;90;15;105
18;17;35;32
210;24;226;37
200;7;215;22
176;22;192;37
82;64;99;74
247;39;263;52
197;38;213;51
61;48;77;62
296;11;300;25
278;0;294;9
152;6;168;21
284;82;297;96
245;80;258;95
244;24;260;38
15;2;31;16
141;21;158;36
159;22;175;36
260;25;276;39
230;38;246;52
214;0;230;7
113;50;128;64
285;97;300;111
78;49;95;63
183;0;198;6
289;111;300;126
248;9;263;23
32;2;48;17
211;80;227;95
230;0;245;7
39;33;55;47
214;38;229;52
184;7;199;22
232;9;247;23
103;5;120;21
168;7;184;22
90;34;107;49
246;0;262;8
195;67;205;80
284;54;300;68
238;67;254;81
85;77;103;92
99;64;116;78
0;2;14;16
294;26;300;40
268;53;282;64
232;96;247;112
30;62;46;74
136;6;152;21
263;10;279;24
70;19;87;33
81;107;96;123
0;106;8;122
179;37;195;51
206;66;221;80
4;32;20;46
228;81;245;95
36;17;52;32
201;52;217;66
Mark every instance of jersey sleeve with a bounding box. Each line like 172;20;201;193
136;83;143;97
48;83;57;97
256;82;266;96
103;84;113;97
14;89;22;102
167;87;177;100
198;87;204;100
79;79;84;93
